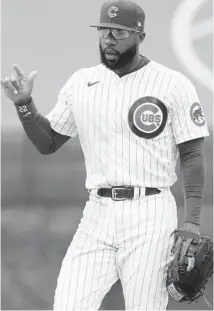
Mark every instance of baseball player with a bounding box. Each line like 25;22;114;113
1;0;209;310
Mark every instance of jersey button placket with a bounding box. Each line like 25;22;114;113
111;78;122;186
115;80;126;183
106;77;119;185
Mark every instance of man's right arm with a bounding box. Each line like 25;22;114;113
16;97;70;154
1;65;72;154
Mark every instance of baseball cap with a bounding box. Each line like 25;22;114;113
90;0;145;32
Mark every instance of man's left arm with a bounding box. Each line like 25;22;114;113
167;137;213;288
178;137;206;234
169;72;210;234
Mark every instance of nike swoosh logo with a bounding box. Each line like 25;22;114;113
23;112;32;117
87;81;100;87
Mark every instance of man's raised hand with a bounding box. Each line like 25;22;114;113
1;65;37;104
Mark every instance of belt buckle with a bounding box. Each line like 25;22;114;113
111;186;127;201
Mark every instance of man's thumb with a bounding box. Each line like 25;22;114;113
187;257;195;272
27;71;38;83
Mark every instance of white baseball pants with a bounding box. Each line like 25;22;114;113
53;189;177;310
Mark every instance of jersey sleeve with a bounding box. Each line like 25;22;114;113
46;76;78;138
170;73;209;144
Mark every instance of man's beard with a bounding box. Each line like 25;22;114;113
100;44;137;70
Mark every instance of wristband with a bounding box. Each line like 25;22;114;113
15;97;39;123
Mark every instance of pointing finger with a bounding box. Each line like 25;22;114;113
13;64;25;79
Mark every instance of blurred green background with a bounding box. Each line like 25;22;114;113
1;129;213;310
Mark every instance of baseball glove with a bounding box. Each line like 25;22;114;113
166;229;213;307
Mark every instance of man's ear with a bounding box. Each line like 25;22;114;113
139;32;146;43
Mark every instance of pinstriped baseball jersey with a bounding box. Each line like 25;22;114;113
46;60;209;189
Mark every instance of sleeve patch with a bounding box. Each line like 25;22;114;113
190;102;206;127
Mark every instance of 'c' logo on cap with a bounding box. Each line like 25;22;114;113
108;6;118;18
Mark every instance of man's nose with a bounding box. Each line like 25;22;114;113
105;32;116;45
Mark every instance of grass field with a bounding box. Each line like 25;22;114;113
1;204;213;310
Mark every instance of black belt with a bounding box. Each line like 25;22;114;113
97;186;161;201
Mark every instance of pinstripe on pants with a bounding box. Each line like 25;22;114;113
53;189;177;311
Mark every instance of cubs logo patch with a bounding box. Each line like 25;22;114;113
190;102;205;126
108;6;118;18
128;97;168;139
